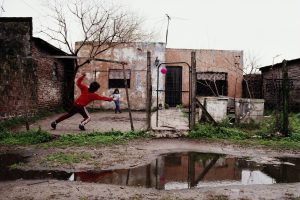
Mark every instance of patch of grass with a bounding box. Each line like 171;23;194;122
189;113;300;150
9;162;26;169
0;129;53;145
189;123;249;140
42;130;147;148
46;152;92;165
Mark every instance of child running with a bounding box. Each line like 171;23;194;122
51;73;113;131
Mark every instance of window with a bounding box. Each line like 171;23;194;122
108;69;131;88
196;72;228;96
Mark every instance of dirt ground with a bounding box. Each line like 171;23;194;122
27;111;147;134
1;112;300;200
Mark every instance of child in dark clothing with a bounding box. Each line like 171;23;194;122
51;73;113;130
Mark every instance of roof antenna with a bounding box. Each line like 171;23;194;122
0;0;5;15
165;14;171;46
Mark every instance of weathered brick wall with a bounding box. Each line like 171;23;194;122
261;62;300;111
0;18;72;120
0;58;38;119
0;18;38;119
0;18;32;57
31;42;66;110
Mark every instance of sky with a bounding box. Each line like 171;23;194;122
1;0;300;67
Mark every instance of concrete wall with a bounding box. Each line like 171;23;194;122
76;42;166;110
235;98;265;123
166;49;243;106
197;97;228;122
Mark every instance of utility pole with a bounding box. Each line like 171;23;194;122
281;60;289;136
165;14;171;46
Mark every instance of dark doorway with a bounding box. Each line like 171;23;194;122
165;66;182;107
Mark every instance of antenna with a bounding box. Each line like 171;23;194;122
165;14;171;46
0;0;5;15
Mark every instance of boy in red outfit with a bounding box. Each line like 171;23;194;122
51;73;113;131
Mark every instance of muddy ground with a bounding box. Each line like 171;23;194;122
1;111;300;200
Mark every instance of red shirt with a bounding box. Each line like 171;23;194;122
75;75;113;106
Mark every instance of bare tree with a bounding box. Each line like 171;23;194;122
40;0;149;76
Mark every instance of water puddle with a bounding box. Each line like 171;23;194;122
1;152;300;190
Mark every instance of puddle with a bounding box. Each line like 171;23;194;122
1;152;300;190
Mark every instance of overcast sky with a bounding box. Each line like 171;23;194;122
1;0;300;67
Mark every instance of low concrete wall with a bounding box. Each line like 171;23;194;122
198;97;265;123
198;97;228;122
235;98;265;123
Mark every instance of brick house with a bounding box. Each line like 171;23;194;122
0;17;74;120
260;58;300;111
76;42;243;110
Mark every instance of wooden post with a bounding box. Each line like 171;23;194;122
281;60;289;136
122;64;134;131
146;51;152;130
194;98;217;126
191;51;197;129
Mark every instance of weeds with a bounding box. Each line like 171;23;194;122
0;128;146;146
189;113;300;150
41;130;147;148
0;129;53;145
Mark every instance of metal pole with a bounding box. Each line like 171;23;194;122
156;64;160;127
122;64;134;131
146;52;152;130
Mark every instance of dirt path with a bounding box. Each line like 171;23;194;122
15;111;147;135
1;139;300;199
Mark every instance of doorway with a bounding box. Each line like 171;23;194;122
165;66;182;107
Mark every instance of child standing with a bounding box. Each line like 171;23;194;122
112;88;121;113
51;73;113;131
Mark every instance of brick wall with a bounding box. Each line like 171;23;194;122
0;18;38;119
261;61;300;111
31;41;65;110
0;58;38;119
166;48;244;106
0;18;73;120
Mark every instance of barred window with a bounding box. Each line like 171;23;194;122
196;72;228;96
108;69;131;88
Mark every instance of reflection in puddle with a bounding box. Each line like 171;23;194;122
1;152;300;190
